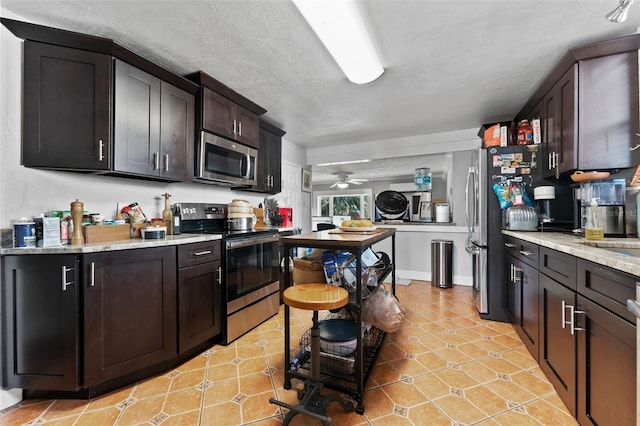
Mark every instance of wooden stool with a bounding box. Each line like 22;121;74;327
270;284;353;425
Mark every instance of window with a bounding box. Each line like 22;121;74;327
314;188;372;220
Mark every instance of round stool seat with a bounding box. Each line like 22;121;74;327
283;284;348;311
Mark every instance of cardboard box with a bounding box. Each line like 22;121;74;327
83;224;130;243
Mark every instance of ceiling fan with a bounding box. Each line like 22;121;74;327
330;172;368;189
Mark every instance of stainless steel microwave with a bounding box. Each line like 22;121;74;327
195;131;257;186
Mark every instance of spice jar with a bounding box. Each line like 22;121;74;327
517;119;533;145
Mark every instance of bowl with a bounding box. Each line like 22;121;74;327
319;319;358;356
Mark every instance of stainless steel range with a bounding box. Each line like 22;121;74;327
177;202;280;344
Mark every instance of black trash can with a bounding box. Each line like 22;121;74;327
431;240;453;288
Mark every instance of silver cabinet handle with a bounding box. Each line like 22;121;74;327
194;250;212;256
504;242;516;248
216;266;222;285
232;119;237;135
62;266;74;291
153;152;159;170
164;154;169;172
572;308;586;334
626;299;640;318
238;121;242;136
98;139;105;161
512;265;522;282
562;301;585;334
520;250;533;256
548;153;554;171
90;262;95;287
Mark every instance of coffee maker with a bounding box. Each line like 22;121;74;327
575;179;626;237
534;186;555;224
410;192;432;222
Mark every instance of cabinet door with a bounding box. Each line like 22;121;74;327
556;65;578;174
579;51;640;170
1;255;80;391
160;81;195;181
519;259;539;361
235;104;260;148
178;260;223;352
83;247;177;386
544;65;578;178
202;87;234;140
539;273;577;415
505;253;520;323
114;59;161;176
267;131;282;193
23;41;112;170
577;295;635;426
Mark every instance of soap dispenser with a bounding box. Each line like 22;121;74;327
585;198;604;241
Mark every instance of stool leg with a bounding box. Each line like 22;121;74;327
310;310;320;382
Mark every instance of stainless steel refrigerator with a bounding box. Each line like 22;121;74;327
466;145;538;321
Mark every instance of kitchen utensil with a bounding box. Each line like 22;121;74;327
570;170;611;182
227;216;254;231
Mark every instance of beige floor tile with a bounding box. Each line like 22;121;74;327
434;367;480;390
361;387;396;420
464;384;510;416
510;370;555;397
433;394;488;424
201;401;241;426
239;372;276;396
168;369;207;392
163;388;203;416
379;381;429;407
524;398;579;425
130;375;172;400
0;402;51;425
407;401;452;425
412;373;452;400
415;351;448;372
492;408;544;425
484;378;537;405
117;394;164;425
74;408;121;426
161;409;201;426
202;378;239;407
40;399;88;420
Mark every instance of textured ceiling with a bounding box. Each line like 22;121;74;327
2;0;639;184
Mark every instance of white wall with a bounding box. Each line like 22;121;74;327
0;26;311;237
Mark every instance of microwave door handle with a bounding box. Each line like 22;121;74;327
243;153;251;179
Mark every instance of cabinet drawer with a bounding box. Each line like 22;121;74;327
504;236;539;267
178;241;221;268
577;259;637;323
539;247;576;290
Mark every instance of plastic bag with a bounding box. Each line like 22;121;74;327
362;284;404;333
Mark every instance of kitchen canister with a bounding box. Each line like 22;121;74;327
435;203;450;223
13;217;36;248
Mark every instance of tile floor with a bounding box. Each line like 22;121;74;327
0;281;578;425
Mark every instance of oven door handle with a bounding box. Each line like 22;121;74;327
226;234;280;249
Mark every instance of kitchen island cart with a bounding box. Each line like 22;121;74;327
280;228;396;414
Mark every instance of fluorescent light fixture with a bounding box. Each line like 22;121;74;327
316;159;371;167
336;182;350;189
293;0;384;84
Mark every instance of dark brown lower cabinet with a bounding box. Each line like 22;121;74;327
539;272;577;416
1;255;80;391
177;241;223;353
83;247;177;387
577;295;635;426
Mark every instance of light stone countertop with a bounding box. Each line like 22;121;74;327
503;230;640;277
0;233;222;255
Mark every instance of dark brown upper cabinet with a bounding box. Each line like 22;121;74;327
3;18;198;182
518;35;640;178
187;71;266;150
244;120;285;194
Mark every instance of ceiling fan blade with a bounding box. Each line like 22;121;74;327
330;181;339;188
347;180;363;185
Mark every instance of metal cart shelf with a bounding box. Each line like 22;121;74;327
280;228;396;415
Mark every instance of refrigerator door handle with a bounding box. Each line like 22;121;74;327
465;166;476;236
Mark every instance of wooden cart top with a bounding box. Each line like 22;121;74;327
281;228;395;250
